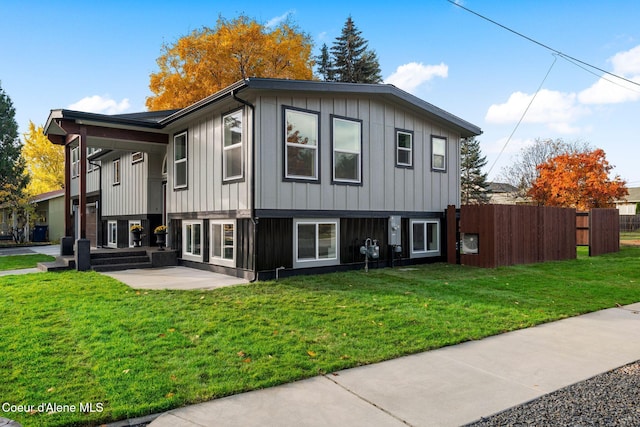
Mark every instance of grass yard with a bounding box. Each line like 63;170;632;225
0;254;55;271
2;247;640;426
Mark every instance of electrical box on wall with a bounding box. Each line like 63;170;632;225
388;216;401;246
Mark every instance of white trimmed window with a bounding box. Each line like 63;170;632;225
332;116;362;184
132;152;144;164
107;221;118;248
210;220;235;267
71;147;80;178
294;219;339;268
396;130;413;168
223;110;243;182
410;219;440;258
174;131;188;189
112;158;121;185
285;108;319;180
431;136;447;172
182;220;202;261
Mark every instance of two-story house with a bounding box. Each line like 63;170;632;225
45;78;481;279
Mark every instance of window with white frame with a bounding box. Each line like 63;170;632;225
210;220;235;267
132;152;144;164
284;108;319;180
223;110;243;182
112;158;121;185
431;136;447;172
182;220;202;261
332;116;362;184
396;130;413;168
174;131;188;189
410;219;440;258
294;219;339;268
71;147;80;178
107;221;117;248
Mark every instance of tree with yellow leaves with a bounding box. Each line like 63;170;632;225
147;15;314;110
21;121;64;196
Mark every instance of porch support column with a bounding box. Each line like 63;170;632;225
78;126;87;239
64;142;72;237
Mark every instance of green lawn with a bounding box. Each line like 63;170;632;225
0;254;55;271
2;247;640;426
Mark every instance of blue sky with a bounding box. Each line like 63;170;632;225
2;1;640;185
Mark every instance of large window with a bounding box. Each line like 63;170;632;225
174;131;188;189
112;158;121;185
332;116;362;184
223;110;243;182
210;220;235;267
410;219;440;258
71;147;80;178
431;136;447;172
284;108;319;181
396;130;413;168
183;220;202;261
294;219;339;268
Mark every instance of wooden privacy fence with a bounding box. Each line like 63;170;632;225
449;205;576;268
586;209;620;256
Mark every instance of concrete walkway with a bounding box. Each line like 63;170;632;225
103;267;248;290
149;303;640;427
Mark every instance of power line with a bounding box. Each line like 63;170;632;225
447;0;640;90
487;55;558;177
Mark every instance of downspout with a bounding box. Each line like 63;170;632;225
232;89;258;282
88;160;102;247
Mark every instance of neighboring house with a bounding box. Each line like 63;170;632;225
487;182;529;205
615;187;640;215
44;78;481;278
31;189;65;242
0;189;64;242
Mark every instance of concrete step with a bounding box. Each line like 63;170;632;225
92;262;154;272
37;256;76;272
91;255;150;266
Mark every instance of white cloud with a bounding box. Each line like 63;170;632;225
385;62;448;93
578;44;640;105
578;74;640;104
265;10;294;28
485;89;588;134
611;45;640;75
68;95;131;115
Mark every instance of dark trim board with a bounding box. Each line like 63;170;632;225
255;209;444;219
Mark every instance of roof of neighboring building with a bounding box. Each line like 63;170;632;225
488;182;518;193
45;78;482;139
31;189;65;203
617;187;640;203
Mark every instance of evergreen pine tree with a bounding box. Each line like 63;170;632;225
461;137;490;205
329;16;382;83
316;43;335;81
0;81;29;226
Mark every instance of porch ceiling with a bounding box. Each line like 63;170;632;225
45;110;169;154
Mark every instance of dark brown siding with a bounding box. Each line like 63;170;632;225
459;205;576;268
237;218;255;271
256;218;293;271
340;217;388;264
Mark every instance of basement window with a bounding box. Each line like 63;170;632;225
410;219;440;258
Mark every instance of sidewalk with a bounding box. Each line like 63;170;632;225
149;303;640;427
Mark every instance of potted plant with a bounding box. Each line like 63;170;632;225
130;224;143;247
154;225;167;250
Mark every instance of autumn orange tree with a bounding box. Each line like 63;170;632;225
527;149;628;210
147;15;314;110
